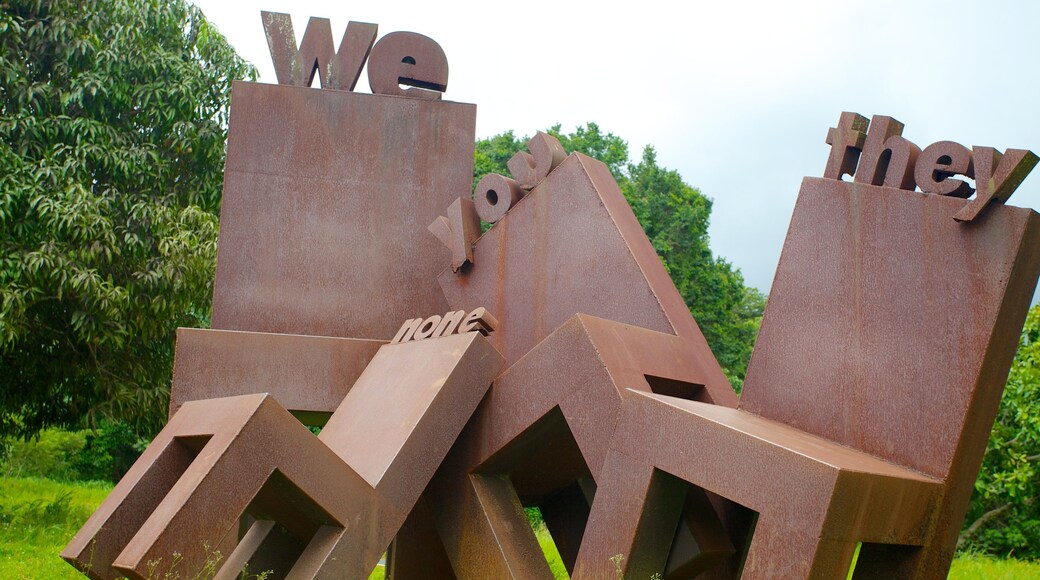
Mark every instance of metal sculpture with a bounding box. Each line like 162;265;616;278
574;176;1040;578
63;11;1040;579
66;332;502;578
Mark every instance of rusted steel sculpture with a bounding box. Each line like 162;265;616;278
64;18;500;579
576;176;1040;579
64;9;1040;578
66;332;501;579
391;113;1040;579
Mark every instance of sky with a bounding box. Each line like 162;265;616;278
190;0;1040;295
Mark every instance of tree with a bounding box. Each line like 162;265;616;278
0;0;255;439
475;123;765;389
960;304;1040;558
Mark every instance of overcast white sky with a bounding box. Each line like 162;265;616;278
190;0;1040;295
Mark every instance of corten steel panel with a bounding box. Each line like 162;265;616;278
439;152;724;372
741;177;1040;480
170;328;384;421
320;331;504;508
63;393;374;580
572;180;1040;580
211;81;475;340
64;332;502;579
577;391;943;580
410;315;735;578
470;315;735;479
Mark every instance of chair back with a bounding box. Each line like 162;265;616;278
740;177;1040;479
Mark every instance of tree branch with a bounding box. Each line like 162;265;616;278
958;503;1013;548
958;495;1038;548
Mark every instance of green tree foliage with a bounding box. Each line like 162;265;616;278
960;304;1040;558
473;130;523;191
475;123;765;388
0;0;255;439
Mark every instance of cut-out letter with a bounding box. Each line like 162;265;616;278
368;32;448;100
328;22;379;91
915;141;974;198
428;197;481;272
474;174;523;224
955;148;1039;222
392;317;423;343
461;308;498;336
262;13;378;90
854;115;920;190
824;112;869;180
433;310;467;338
262;12;334;87
507;132;568;190
413;315;443;340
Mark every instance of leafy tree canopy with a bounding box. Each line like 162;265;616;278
960;303;1040;558
0;0;255;439
475;123;765;389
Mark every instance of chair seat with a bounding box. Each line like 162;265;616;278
613;390;942;544
650;392;938;481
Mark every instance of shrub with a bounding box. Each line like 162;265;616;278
0;428;87;480
0;420;145;482
72;420;147;482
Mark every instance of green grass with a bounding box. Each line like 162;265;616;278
534;521;570;578
949;553;1040;579
2;476;1038;579
0;476;112;579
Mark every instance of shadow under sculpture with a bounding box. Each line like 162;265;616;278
575;177;1040;579
63;331;502;578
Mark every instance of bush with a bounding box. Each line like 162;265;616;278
72;421;147;482
0;429;87;480
0;421;145;482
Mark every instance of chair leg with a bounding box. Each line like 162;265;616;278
851;542;937;579
108;396;371;580
740;518;858;580
574;450;683;579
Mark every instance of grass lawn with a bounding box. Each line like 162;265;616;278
0;476;112;579
2;476;1037;579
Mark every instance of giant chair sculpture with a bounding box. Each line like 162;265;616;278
63;13;738;580
65;14;1040;580
62;20;505;578
570;132;1040;577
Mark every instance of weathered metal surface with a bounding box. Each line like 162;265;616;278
170;328;384;423
439;152;729;374
409;314;735;578
211;81;475;340
63;332;502;579
367;31;449;100
574;177;1040;579
742;177;1040;479
64;38;1040;580
262;12;377;90
582;390;942;579
428;197;481;273
823;111;1039;222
